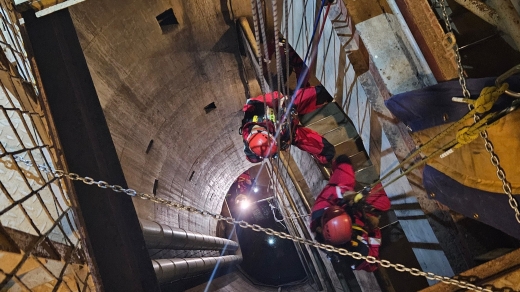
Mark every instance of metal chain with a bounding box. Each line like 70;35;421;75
10;155;497;291
436;0;520;223
479;132;520;223
14;155;52;173
29;166;488;292
437;0;470;99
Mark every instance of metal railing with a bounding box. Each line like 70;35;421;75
0;0;95;290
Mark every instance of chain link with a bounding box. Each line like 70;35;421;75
10;9;518;284
11;154;501;290
480;135;520;222
30;165;490;292
13;155;53;173
437;0;470;99
436;0;520;223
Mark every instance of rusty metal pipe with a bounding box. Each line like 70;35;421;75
453;0;500;27
139;219;239;251
453;0;520;50
152;255;242;284
238;17;259;58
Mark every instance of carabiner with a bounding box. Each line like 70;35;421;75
496;64;520;98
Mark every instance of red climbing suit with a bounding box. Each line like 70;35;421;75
236;171;252;193
241;86;335;164
310;158;391;272
311;162;391;213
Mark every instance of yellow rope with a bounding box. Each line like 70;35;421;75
365;83;510;195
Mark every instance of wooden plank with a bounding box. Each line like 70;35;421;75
355;165;380;186
323;127;351;145
305;115;342;135
300;102;344;125
334;138;362;157
349;151;371;171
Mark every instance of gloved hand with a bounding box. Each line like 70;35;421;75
353;193;364;204
334;154;352;165
338;191;363;206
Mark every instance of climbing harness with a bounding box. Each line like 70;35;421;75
496;64;520;98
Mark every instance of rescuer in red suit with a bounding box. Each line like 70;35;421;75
236;171;253;193
310;155;391;272
240;85;335;164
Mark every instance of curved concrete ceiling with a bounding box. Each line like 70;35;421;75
69;0;257;229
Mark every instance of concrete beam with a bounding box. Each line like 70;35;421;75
488;0;520;51
421;248;520;292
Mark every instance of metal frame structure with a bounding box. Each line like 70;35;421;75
19;7;160;292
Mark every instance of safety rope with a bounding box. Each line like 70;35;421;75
367;93;520;198
282;0;332;147
369;82;507;176
239;0;516;287
362;83;504;184
302;0;328;69
16;162;487;292
270;0;283;95
249;0;266;93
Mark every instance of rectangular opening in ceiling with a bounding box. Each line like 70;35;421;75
153;179;158;195
156;8;178;32
146;139;154;153
204;102;216;113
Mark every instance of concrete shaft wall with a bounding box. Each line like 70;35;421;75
69;0;254;234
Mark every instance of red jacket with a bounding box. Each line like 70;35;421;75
311;162;391;216
310;160;391;272
241;87;335;164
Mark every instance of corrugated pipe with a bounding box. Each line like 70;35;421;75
152;255;242;284
139;219;239;251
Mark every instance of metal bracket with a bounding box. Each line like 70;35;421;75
496;64;520;98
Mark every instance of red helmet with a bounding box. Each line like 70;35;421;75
321;206;353;245
247;127;278;158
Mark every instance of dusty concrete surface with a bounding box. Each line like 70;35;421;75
69;0;255;234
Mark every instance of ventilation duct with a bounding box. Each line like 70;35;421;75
139;219;239;251
152;255;242;284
